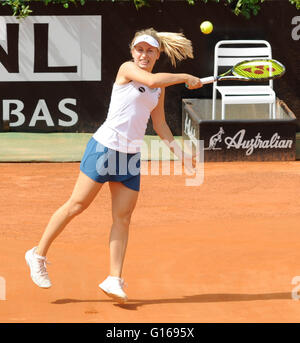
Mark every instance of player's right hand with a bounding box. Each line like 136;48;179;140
185;75;203;89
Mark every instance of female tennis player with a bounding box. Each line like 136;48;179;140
25;28;202;303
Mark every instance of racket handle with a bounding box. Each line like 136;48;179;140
185;76;216;88
200;76;216;85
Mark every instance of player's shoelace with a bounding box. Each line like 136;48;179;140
32;256;50;277
107;278;127;292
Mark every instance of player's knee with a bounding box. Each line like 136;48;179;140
113;212;132;227
66;199;88;217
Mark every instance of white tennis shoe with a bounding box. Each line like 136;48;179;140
25;247;52;289
99;276;128;303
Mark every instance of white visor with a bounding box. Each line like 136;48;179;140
133;34;160;49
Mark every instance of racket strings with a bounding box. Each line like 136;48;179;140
233;60;284;80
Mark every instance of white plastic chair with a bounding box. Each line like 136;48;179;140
212;40;276;120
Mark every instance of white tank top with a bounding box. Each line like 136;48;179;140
93;81;161;153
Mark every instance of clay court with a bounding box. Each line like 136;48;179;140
1;159;300;323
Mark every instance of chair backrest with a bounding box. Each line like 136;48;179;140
214;40;273;87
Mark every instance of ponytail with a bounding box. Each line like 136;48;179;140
157;31;194;67
130;28;194;67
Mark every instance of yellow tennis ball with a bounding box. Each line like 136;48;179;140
200;21;213;34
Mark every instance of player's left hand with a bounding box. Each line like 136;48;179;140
182;151;198;173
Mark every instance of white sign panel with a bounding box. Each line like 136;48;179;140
0;15;101;81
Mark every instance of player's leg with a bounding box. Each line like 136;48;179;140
109;181;139;277
36;171;103;256
25;171;103;288
99;181;139;302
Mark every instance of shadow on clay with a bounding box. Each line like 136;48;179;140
52;292;292;310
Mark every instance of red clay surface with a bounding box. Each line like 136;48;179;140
0;161;300;323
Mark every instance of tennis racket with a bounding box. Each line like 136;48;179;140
199;58;285;85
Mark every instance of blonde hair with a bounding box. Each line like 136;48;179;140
130;28;194;67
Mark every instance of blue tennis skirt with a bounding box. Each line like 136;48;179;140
80;137;141;191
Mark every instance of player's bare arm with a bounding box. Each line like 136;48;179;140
116;61;202;89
